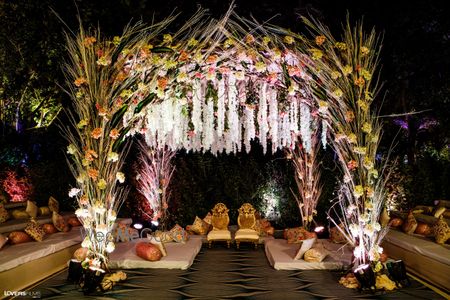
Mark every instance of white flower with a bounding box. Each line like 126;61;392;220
363;224;375;237
349;223;360;237
93;204;106;214
75;208;90;218
106;242;115;253
107;210;117;222
116;172;125;183
68;188;81;198
81;237;91;248
67;144;76;155
373;222;381;231
107;152;119;162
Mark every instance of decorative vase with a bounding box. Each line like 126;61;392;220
82;267;106;295
386;260;410;287
67;259;83;284
353;264;376;291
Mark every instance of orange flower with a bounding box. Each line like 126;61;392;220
178;50;189;62
95;103;107;117
109;128;120;140
347;160;358;171
115;72;127;82
354;77;365;87
206;54;218;64
74;77;87;87
87;168;99;180
245;34;255;44
85;149;98;162
345;110;355;122
157;77;168;90
315;35;326;46
80;195;88;205
83;36;97;47
91;127;102;139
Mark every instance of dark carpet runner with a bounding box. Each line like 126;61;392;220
30;244;444;299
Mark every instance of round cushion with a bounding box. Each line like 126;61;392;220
73;247;89;261
42;223;58;234
11;209;29;219
67;217;82;227
9;231;33;244
389;217;403;228
135;242;162;261
414;222;431;236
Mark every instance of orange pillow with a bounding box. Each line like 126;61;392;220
67;217;82;227
135;242;162;261
42;223;58;234
9;231;33;245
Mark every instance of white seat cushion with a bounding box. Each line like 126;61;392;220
207;230;231;241
235;228;259;240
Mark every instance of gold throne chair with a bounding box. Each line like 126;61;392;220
235;203;259;249
207;203;232;248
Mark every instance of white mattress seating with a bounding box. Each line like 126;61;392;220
108;235;203;270
0;212;75;234
0;229;82;272
265;238;352;270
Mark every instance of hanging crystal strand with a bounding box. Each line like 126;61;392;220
202;97;215;152
268;87;278;153
192;79;203;135
282;113;291;148
243;106;255;153
321;119;328;149
300;101;312;153
257;82;269;154
172;100;182;148
217;78;226;138
289;96;299;134
224;131;232;154
227;74;238;149
181;113;190;151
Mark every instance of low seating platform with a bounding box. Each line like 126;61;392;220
109;235;203;270
265;239;352;270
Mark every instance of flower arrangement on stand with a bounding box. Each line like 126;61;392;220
288;126;323;231
61;19;169;291
295;19;396;290
136;139;176;230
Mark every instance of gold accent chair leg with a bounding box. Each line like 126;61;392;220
227;241;230;248
236;241;240;250
208;241;212;249
254;242;258;250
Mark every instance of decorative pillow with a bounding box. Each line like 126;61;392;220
0;233;8;250
149;237;167;257
8;231;33;245
114;223;138;242
11;209;29;219
24;220;46;242
52;211;70;232
380;207;390;227
389;217;403;228
285;227;317;244
67;217;82;227
402;211;418;234
42;223;58;234
48;196;59;213
0;203;9;223
294;238;316;260
135;242;162;261
330;224;347;244
26;200;38;219
190;216;210;235
433;216;450;244
304;247;328;262
169;224;189;243
73;247;89;261
154;230;173;243
39;206;51;216
434;206;446;218
203;212;212;226
414;223;432;236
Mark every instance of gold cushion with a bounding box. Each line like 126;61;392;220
11;209;28;219
434;206;446;218
433;216;450;244
169;224;189;243
294;237;316;260
0;203;9;223
114;223;138;242
154;230;173;243
24;220;45;242
304;247;328;262
235;228;259;240
48;196;59;213
203;212;212;226
52;211;69;232
402;211;418;234
330;224;347;244
190;216;210;235
149;237;167;257
26;200;38;219
285;227;317;244
0;233;7;249
380;207;390;227
207;229;231;241
39;206;51;216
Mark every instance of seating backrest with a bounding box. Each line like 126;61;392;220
237;203;256;230
211;203;230;230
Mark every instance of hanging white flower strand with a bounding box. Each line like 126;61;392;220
300;101;312;154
